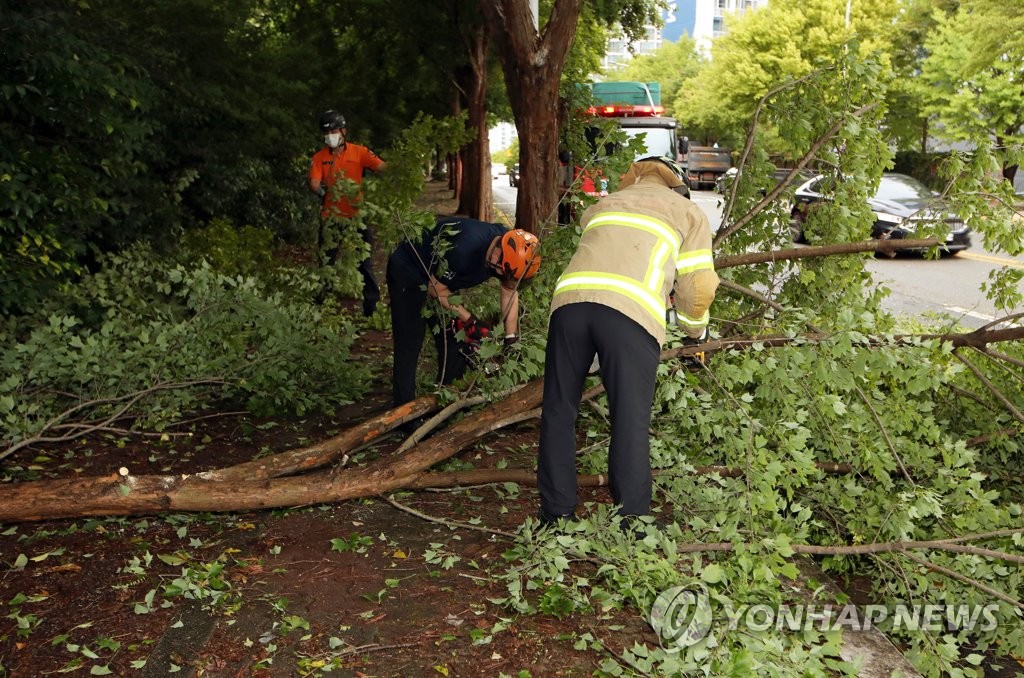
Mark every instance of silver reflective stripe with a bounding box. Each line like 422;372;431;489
676;249;714;273
554;271;667;326
584;212;681;252
677;309;710;327
645;241;671;293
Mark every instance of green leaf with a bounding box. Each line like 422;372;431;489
701;564;725;584
157;554;187;566
90;666;113;675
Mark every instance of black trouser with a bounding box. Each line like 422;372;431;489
356;226;380;315
322;221;380;316
387;256;469;407
538;303;661;517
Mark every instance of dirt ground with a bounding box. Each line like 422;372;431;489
0;408;646;677
0;182;653;677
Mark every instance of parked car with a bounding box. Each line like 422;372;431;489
716;166;813;195
509;163;521;188
790;172;972;253
715;167;739;194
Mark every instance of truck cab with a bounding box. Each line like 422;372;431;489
618;115;680;162
578;82;685;192
557;82;687;224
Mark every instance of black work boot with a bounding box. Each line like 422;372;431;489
538;508;576;526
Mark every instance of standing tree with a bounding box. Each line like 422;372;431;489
479;0;662;233
673;0;900;153
452;2;495;220
886;0;960;153
918;2;1024;185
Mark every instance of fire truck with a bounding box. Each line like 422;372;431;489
579;82;682;193
586;82;732;191
588;81;681;164
557;82;686;223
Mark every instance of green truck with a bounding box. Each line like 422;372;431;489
588;81;681;162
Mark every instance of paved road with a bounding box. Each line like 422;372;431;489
492;177;518;224
691;189;1024;330
492;179;1024;329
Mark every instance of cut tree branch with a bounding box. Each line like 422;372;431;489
717;278;825;335
714;238;941;270
1;379;230;462
714;103;877;247
1;324;1022;523
953;350;1024;425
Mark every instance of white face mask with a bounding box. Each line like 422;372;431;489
325;132;343;148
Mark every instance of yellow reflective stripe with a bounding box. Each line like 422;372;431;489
554;272;666;326
584;213;681;252
677;309;710;327
645;241;671;293
676;249;715;273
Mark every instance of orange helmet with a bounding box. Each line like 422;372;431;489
498;229;541;285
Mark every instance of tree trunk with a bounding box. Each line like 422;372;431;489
456;29;493;221
445;151;460;197
480;0;583;233
448;89;464;201
0;382;545;523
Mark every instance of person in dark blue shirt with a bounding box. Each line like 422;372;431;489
387;217;541;406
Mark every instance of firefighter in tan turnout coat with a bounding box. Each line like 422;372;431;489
537;157;719;523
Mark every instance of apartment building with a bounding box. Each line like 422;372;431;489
604;0;769;70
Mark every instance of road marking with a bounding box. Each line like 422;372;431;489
945;306;1022;327
957;251;1024;269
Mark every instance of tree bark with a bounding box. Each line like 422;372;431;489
456;28;493;220
480;0;583;232
206;396;440;482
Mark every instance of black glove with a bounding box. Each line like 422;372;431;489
681;327;710;370
316;184;328;199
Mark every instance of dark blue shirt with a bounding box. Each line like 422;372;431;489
390;217;506;291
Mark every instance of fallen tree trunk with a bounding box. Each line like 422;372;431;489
663;324;1024;362
0;324;1020;523
714;238;942;269
0;381;543;522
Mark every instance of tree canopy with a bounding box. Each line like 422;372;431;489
672;0;899;150
917;1;1024;181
